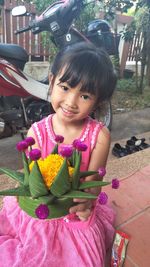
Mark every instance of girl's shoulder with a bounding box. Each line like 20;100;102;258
90;117;110;142
32;114;53;128
31;114;54;138
88;116;104;130
84;117;106;150
88;116;105;139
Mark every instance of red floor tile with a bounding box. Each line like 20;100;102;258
124;256;137;267
105;185;141;226
139;164;150;176
105;165;150;226
105;165;150;267
119;172;150;210
119;209;150;267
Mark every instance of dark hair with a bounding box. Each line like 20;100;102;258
51;42;117;103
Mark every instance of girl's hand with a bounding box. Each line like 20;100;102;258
69;198;94;221
69;181;101;221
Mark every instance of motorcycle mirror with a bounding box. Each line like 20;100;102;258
12;6;27;16
0;118;5;134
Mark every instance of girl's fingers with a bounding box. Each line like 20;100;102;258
73;198;88;203
69;203;85;214
76;208;91;221
69;201;92;214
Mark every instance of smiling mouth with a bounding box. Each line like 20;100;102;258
61;107;77;116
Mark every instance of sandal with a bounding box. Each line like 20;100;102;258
130;136;149;150
126;140;141;154
130;136;145;146
112;143;129;158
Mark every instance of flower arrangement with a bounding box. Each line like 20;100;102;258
0;136;119;220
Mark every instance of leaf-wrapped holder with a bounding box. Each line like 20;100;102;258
0;144;110;220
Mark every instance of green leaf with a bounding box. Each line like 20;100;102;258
71;151;81;189
38;194;56;204
79;181;110;190
29;161;49;198
79;170;98;178
50;158;71;197
18;196;74;219
0;186;30;196
22;152;30;186
62;190;97;199
51;144;58;154
0;167;24;184
69;150;76;166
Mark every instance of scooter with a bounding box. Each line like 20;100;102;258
0;0;119;138
0;46;51;138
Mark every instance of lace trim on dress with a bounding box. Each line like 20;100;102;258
91;122;104;150
80;119;90;142
33;115;103;151
45;115;57;145
45;115;91;144
33;122;42;149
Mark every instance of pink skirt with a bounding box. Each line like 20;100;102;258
0;197;115;267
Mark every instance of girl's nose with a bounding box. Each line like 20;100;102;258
65;93;78;109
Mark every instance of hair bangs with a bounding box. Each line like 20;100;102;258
59;55;102;96
51;42;117;103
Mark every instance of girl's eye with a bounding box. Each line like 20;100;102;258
61;85;69;91
81;95;90;100
57;82;69;91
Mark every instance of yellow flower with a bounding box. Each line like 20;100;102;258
29;154;74;188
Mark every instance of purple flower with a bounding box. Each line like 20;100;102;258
98;192;108;205
29;149;41;161
25;137;35;146
73;139;87;151
16;140;28;152
59;146;73;158
55;135;64;143
112;178;120;189
35;204;49;219
98;167;106;177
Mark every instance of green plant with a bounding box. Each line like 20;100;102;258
116;78;137;93
75;2;99;31
116;77;148;93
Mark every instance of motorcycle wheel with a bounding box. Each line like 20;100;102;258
92;100;112;131
0;123;14;139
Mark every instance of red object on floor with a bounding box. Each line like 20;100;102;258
105;165;150;267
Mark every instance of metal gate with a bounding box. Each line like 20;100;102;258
0;0;52;61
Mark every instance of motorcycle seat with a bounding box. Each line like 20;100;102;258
0;43;28;62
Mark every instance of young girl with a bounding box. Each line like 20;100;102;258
0;42;117;267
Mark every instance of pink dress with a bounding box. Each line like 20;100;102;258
0;115;115;267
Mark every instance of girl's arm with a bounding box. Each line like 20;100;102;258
69;126;111;220
27;127;40;149
85;125;111;195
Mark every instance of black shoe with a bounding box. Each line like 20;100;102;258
112;143;129;158
126;140;141;154
139;142;150;150
129;136;150;150
131;136;145;146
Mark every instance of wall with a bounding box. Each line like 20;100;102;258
24;61;50;81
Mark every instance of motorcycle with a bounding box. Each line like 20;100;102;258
0;46;51;138
0;0;119;138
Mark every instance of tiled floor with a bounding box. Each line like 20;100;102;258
105;164;150;267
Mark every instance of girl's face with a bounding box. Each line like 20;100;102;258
50;71;96;124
